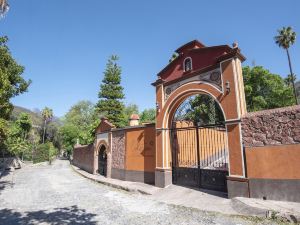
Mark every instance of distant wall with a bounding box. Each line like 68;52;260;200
73;144;95;174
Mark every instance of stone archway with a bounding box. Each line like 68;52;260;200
152;40;248;191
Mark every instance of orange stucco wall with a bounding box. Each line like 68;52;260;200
227;123;244;176
125;126;156;172
246;144;300;179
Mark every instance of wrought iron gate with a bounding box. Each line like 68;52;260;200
98;146;107;176
170;124;229;192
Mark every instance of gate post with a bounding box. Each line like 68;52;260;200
154;79;173;188
222;58;249;198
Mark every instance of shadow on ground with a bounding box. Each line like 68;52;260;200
0;205;98;225
0;180;12;196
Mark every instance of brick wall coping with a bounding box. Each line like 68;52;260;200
96;123;155;135
242;105;300;118
74;143;94;149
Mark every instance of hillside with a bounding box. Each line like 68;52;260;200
11;106;43;126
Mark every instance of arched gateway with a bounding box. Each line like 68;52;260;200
152;40;247;192
98;145;107;176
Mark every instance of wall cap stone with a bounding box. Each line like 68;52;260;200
242;105;300;119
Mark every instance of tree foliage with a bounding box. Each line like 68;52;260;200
274;26;298;104
41;107;53;143
175;95;224;126
274;26;296;49
33;142;58;164
140;108;156;124
0;36;31;120
122;103;139;126
97;55;125;127
59;101;99;155
243;66;295;112
5;113;32;159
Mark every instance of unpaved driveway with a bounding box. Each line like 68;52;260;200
0;160;280;225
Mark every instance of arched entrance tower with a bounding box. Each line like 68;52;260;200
152;40;247;192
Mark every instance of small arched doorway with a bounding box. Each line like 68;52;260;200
170;93;228;192
98;145;107;176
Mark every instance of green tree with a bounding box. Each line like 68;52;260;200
140;108;156;124
59;124;79;156
0;36;31;120
0;118;8;158
123;103;139;126
97;55;125;128
296;81;300;103
274;26;297;104
41;107;53;143
185;95;224;125
59;101;100;155
0;0;9;17
15;113;32;140
33;142;58;164
5;113;32;160
243;66;294;112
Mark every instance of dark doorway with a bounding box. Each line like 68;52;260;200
98;145;107;176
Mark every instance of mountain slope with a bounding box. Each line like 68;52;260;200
11;106;43;126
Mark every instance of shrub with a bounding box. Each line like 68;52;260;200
33;142;58;164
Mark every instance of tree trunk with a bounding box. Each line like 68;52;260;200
286;49;298;104
42;119;47;144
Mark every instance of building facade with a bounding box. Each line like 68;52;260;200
73;40;300;202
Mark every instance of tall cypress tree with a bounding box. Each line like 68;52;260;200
97;55;125;127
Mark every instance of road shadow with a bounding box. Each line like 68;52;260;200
0;181;12;194
0;169;12;179
0;205;98;225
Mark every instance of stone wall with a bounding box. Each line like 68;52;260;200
111;130;125;170
242;105;300;147
72;144;95;174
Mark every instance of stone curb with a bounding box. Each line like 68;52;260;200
70;164;152;195
231;198;300;223
231;198;268;217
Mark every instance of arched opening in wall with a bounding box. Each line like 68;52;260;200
98;145;107;176
170;93;228;192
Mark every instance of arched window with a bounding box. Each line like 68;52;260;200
184;57;192;72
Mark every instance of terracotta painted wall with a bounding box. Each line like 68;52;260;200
246;144;300;179
73;144;95;174
125;126;156;172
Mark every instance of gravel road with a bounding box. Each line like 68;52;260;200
0;160;283;225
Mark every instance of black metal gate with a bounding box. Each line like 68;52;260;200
98;146;107;176
170;124;228;192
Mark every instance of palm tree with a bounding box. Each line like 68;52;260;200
0;0;9;18
42;107;53;144
274;26;298;104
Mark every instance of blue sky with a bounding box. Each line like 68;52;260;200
1;0;300;117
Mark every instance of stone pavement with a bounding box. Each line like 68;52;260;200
71;164;160;195
72;163;300;222
1;159;283;225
